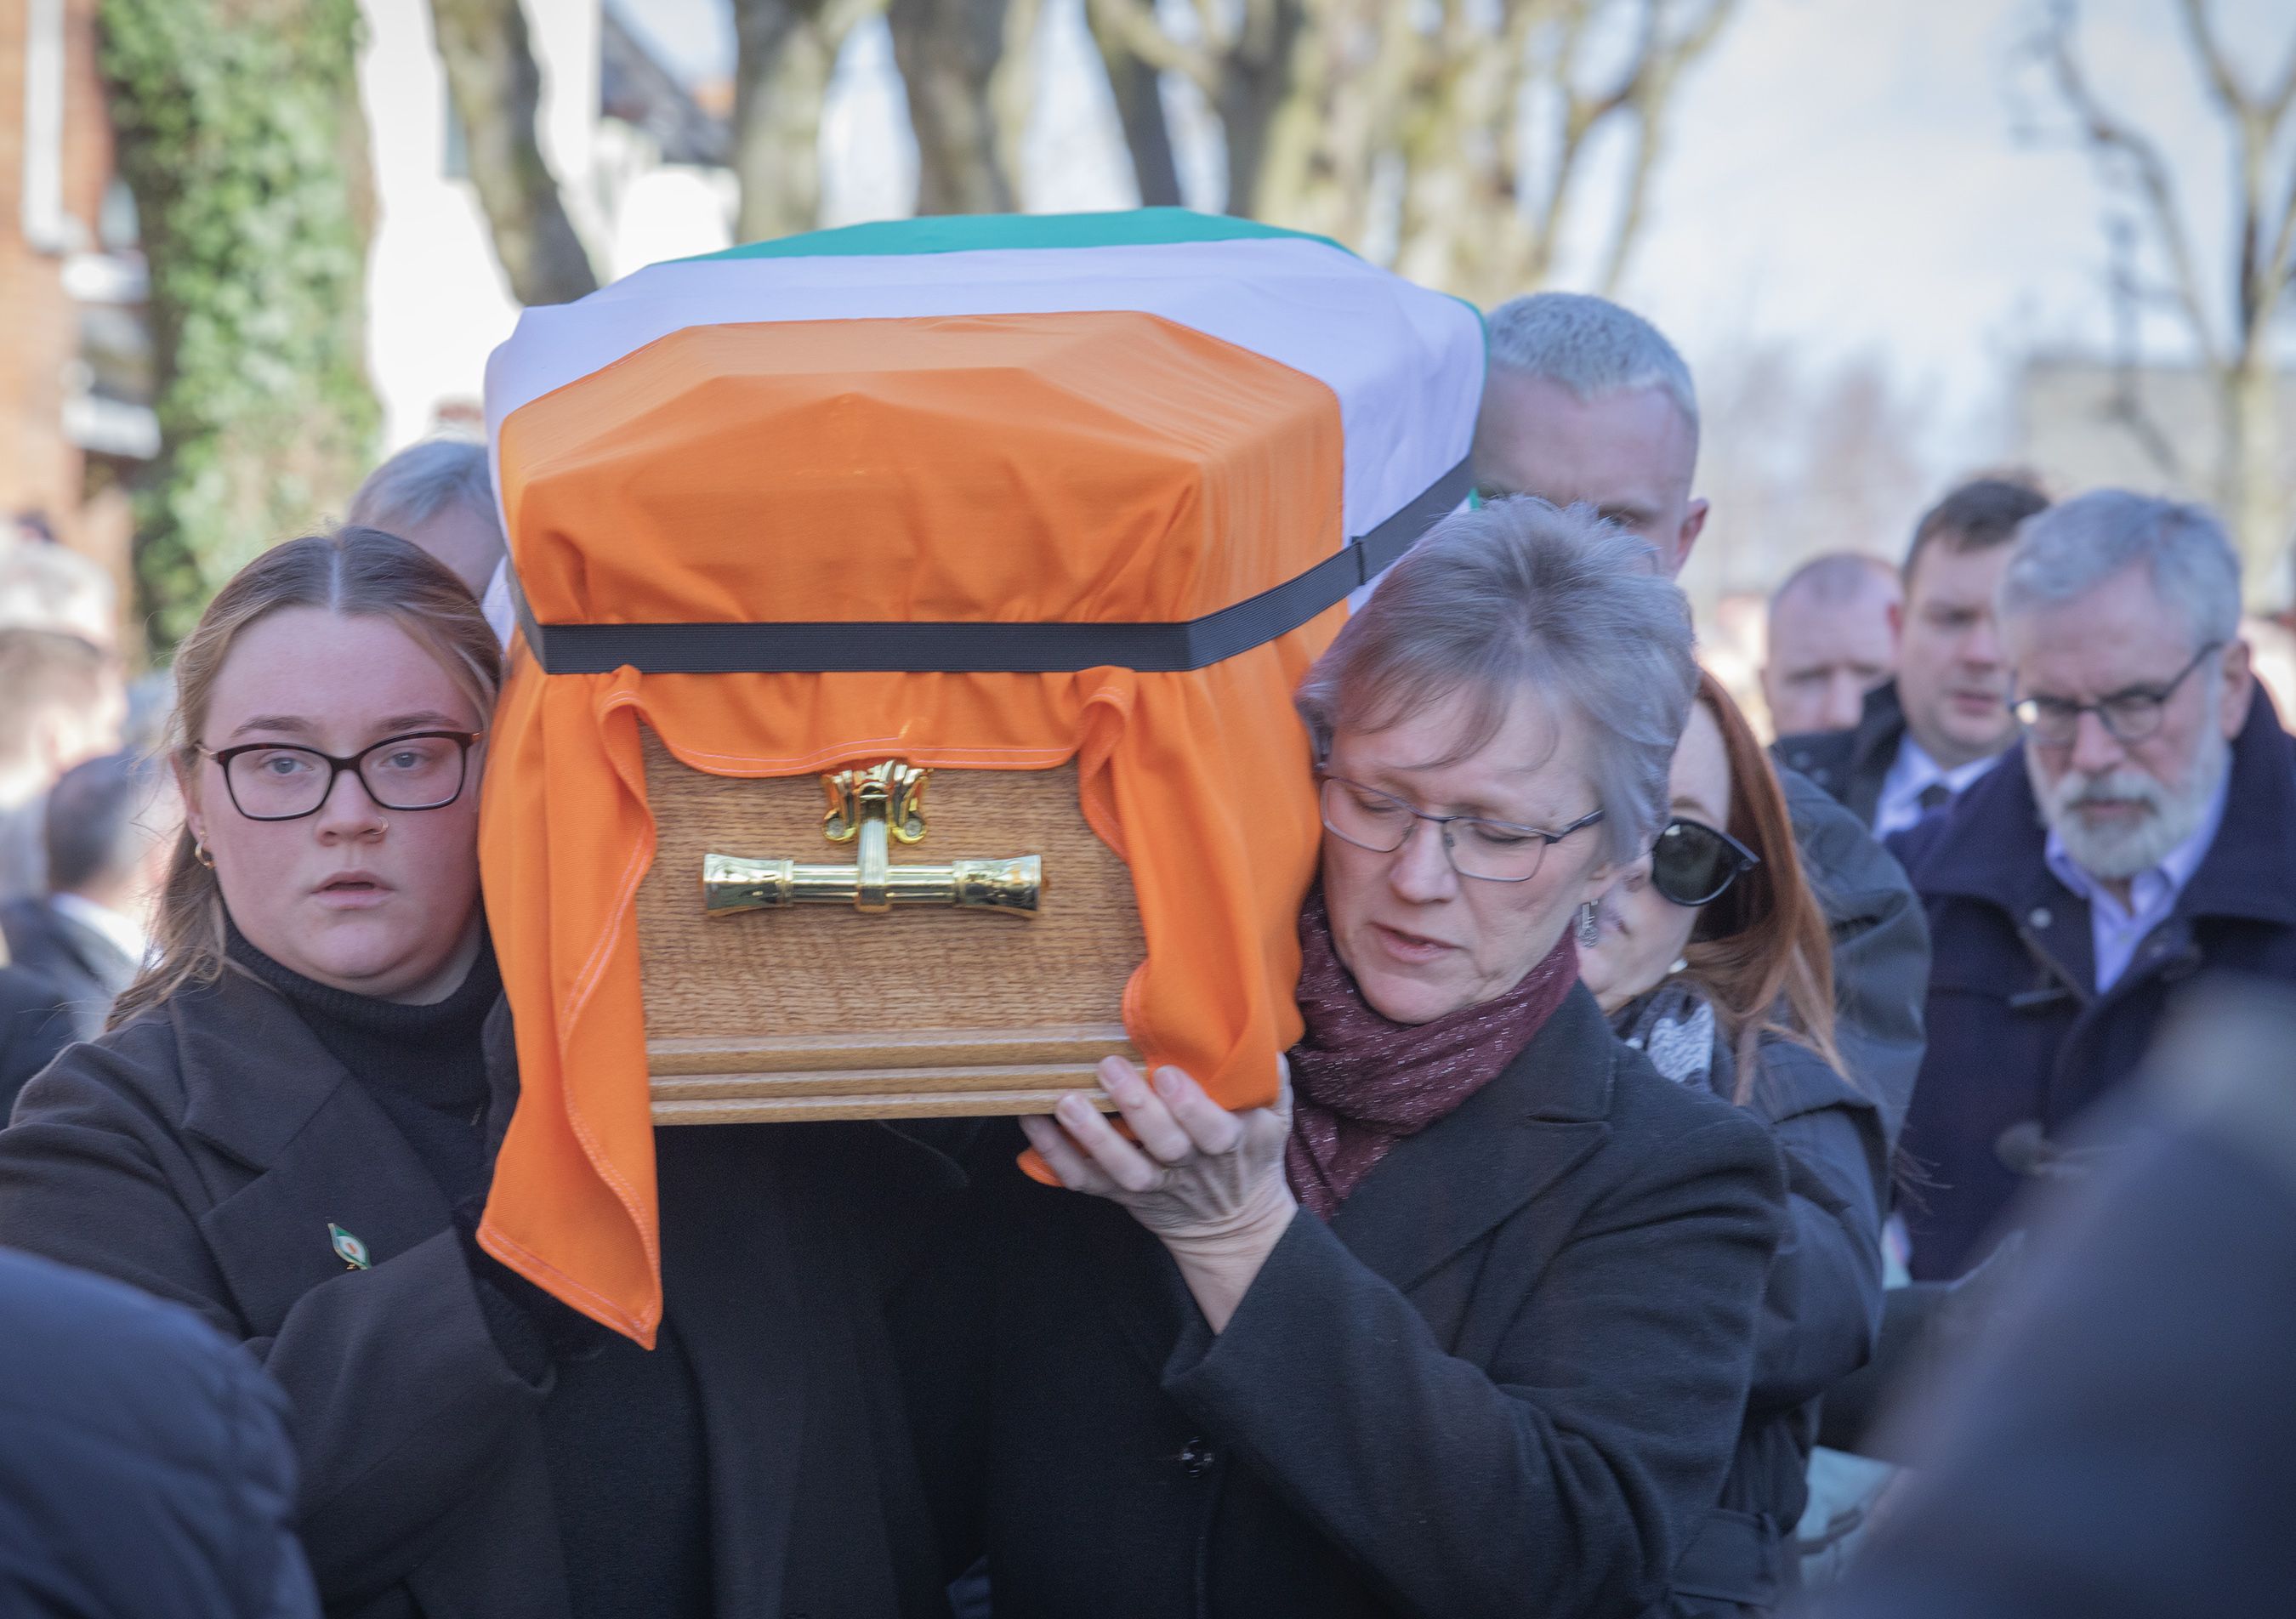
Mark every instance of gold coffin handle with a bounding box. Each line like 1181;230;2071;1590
703;852;1041;917
702;759;1041;919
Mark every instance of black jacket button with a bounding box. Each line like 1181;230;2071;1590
1176;1437;1216;1476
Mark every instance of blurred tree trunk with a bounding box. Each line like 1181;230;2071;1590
889;0;1012;213
1088;0;1180;207
732;0;884;241
428;0;598;306
2045;0;2296;608
1088;0;1304;217
97;0;380;650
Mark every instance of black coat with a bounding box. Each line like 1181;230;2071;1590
0;963;964;1619
1776;763;1927;1150
922;986;1786;1619
1773;684;1907;833
0;1243;317;1618
1710;1036;1885;1574
1887;688;2296;1279
1814;984;2296;1619
0;963;71;1119
0;895;139;1042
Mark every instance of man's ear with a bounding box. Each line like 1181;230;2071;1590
2219;637;2256;738
1669;498;1710;579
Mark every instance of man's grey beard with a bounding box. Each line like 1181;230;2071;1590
2031;722;2231;882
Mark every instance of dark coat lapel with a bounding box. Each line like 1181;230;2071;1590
1328;985;1614;1296
176;969;452;1338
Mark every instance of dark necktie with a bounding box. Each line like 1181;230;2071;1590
1917;781;1952;815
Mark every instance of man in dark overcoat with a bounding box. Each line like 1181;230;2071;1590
1890;490;2296;1280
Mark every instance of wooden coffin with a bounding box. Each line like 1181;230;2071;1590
634;726;1142;1123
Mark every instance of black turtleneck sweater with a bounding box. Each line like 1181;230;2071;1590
230;928;714;1619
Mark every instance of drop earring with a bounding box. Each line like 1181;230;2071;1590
192;840;215;869
1576;901;1599;949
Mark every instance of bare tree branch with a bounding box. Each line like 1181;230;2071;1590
2047;0;2296;606
2102;216;2190;480
1087;0;1219;93
2173;0;2250;115
2045;2;2226;372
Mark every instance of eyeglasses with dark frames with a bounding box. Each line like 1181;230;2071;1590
2010;641;2223;747
201;730;485;822
1316;771;1604;883
1648;816;1761;909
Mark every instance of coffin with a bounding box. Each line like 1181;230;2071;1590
475;209;1483;1338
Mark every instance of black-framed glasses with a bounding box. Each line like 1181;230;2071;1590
201;731;485;822
2011;642;2221;747
1649;816;1760;909
1316;772;1604;883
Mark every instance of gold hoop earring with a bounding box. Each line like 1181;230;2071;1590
192;841;215;870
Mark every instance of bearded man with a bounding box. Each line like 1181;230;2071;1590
1890;491;2296;1280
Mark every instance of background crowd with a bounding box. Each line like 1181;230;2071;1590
4;2;2295;1616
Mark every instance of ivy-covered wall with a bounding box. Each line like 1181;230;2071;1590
99;0;379;650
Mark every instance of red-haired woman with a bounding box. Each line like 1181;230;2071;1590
1581;669;1888;1614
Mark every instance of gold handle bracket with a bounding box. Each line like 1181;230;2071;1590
703;761;1042;919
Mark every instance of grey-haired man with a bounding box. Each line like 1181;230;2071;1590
1890;491;2296;1281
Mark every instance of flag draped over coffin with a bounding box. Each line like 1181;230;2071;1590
478;208;1485;1343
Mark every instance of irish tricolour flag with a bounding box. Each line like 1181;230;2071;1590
477;210;1485;1341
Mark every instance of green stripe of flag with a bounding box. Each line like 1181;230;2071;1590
682;207;1352;265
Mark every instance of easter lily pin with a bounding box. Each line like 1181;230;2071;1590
329;1224;372;1270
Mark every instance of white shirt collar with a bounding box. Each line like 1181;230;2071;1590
48;890;151;968
1874;734;1998;838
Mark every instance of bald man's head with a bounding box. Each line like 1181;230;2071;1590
1763;553;1901;736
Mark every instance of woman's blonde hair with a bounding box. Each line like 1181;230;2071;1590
110;528;503;1027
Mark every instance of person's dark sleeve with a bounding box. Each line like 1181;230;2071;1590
1781;766;1929;1147
1818;1130;2296;1617
1161;1112;1785;1619
1752;1094;1885;1410
0;1047;547;1605
207;1318;327;1619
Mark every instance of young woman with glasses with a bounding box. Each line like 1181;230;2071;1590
925;500;1787;1618
0;529;968;1619
1582;668;1890;1613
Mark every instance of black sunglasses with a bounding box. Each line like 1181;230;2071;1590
1650;816;1760;909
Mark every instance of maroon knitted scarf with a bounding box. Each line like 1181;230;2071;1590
1285;883;1579;1220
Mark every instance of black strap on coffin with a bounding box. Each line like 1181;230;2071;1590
522;456;1471;676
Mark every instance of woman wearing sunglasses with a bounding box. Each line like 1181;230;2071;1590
1582;669;1889;1614
0;531;968;1619
942;500;1787;1618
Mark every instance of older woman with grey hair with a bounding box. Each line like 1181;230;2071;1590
931;498;1787;1619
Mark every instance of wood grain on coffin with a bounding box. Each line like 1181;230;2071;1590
634;728;1144;1121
